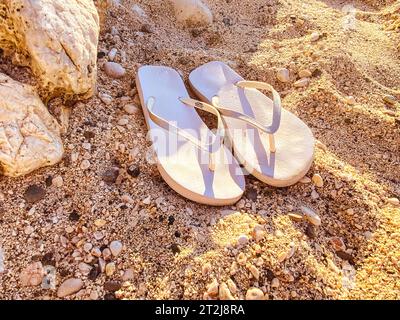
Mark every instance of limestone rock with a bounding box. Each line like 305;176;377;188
0;0;100;100
0;74;63;177
171;0;213;26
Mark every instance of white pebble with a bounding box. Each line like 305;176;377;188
104;62;126;79
110;240;123;257
108;48;118;61
301;206;321;226
237;234;249;246
99;93;113;105
80;160;90;170
388;197;399;206
310;31;320;42
171;0;213;26
294;78;310;87
123;104;140;115
276;68;290;83
52;176;63;187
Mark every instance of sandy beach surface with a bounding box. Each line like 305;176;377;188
0;0;399;300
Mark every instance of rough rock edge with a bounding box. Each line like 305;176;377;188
0;73;64;177
0;0;100;101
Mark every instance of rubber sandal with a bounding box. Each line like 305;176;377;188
135;65;245;205
189;61;315;187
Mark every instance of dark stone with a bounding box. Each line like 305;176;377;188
83;131;95;140
312;69;322;77
168;216;175;225
305;224;316;239
246;187;258;201
88;264;100;281
104;281;122;292
45;176;53;187
41;252;56;266
266;269;275;281
102;167;120;184
170;243;180;255
174;231;181;238
127;165;140;178
140;24;153;33
97;51;106;59
104;293;117;300
24;185;46;204
69;210;80;222
336;250;354;264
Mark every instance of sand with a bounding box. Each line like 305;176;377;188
0;0;399;300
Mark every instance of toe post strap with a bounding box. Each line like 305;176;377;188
146;96;225;171
211;80;282;153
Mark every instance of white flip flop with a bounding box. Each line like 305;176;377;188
135;65;245;206
189;61;315;187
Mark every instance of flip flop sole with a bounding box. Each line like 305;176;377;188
136;65;245;205
189;61;315;187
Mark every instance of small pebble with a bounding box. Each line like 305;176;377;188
345;96;356;105
276;68;290;83
102;167;119;184
227;279;237;294
104;281;122;292
237;234;249;246
311;190;319;199
301;206;321;226
219;282;235;300
105;262;116;276
110;240;123;257
24;224;35;235
118;118;129;126
78;262;92;275
52;176;63;187
206;279;219;297
57;278;83;298
383;95;396;105
271;278;280;288
123;103;140;115
94;219;107;227
310;31;320;42
24;185;46;204
80;160;90;170
94;231;104;240
312;174;324;187
294;78;310;87
298;69;312;78
330;237;346;251
248;265;260;280
108;48;118;61
102;248;112;260
91;247;102;257
104;62;126;79
245;287;264;300
387;197;399;206
99;93;113;105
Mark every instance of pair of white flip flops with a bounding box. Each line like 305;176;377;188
136;61;315;206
